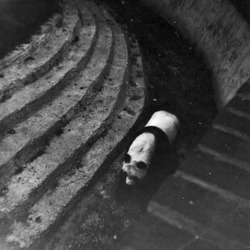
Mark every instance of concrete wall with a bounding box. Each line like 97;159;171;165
139;0;250;109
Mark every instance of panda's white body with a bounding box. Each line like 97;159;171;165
122;111;180;185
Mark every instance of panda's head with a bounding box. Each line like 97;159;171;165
121;132;156;185
122;153;148;185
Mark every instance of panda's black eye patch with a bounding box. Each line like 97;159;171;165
137;161;147;169
124;153;131;163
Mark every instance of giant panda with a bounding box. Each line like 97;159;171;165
122;110;180;185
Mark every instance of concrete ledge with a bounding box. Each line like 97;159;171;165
0;4;80;103
0;0;60;60
0;13;62;70
139;0;250;109
0;2;112;190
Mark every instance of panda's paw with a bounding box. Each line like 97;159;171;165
126;176;139;185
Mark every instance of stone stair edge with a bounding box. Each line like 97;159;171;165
4;30;146;249
0;0;148;248
0;2;99;137
0;6;129;220
0;3;81;103
0;12;62;71
0;1;114;190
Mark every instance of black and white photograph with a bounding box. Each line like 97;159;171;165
0;0;249;249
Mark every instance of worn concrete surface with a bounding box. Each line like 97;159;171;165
139;0;250;109
0;7;83;134
0;1;147;248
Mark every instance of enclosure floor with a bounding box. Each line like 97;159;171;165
1;0;248;249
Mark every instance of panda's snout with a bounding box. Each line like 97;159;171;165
126;175;140;185
122;162;147;185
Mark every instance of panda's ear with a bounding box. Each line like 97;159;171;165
124;153;131;163
137;161;147;169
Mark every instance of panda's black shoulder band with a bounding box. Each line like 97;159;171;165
135;126;170;148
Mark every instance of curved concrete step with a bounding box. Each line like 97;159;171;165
0;12;62;70
0;8;128;217
0;2;80;103
0;1;147;249
0;2;113;188
0;3;98;137
3;26;146;250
